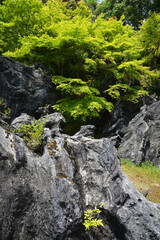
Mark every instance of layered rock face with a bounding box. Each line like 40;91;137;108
0;56;58;119
102;100;141;147
118;101;160;166
0;114;160;240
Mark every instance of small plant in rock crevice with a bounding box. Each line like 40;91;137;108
83;204;104;230
14;118;46;152
0;107;11;117
0;97;11;119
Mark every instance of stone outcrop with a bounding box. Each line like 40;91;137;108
0;56;59;119
102;100;141;147
0;113;160;240
118;101;160;166
10;113;34;130
0;57;160;239
102;95;158;148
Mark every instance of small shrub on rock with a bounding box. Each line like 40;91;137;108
83;204;104;230
14;118;46;152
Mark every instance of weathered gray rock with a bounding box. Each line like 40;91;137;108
0;56;59;118
73;125;95;138
102;96;158;148
0;116;9;129
44;112;66;137
102;100;142;147
10;113;34;130
0;114;160;240
118;101;160;166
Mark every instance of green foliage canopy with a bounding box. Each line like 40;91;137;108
93;0;160;29
0;0;159;122
52;76;113;121
139;12;160;69
0;0;44;52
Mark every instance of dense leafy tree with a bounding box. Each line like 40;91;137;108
94;0;160;29
63;0;78;10
0;0;159;122
83;0;97;12
52;76;113;120
95;0;124;20
124;0;160;28
0;0;43;52
138;12;160;93
139;12;160;69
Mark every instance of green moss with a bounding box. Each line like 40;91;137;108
47;139;57;156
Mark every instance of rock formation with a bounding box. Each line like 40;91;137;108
0;56;160;240
102;95;158;148
0;56;59;119
102;100;141;147
0;113;160;240
118;101;160;166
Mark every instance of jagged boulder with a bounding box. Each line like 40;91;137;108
44;112;66;137
0;56;59;119
10;113;34;130
102;96;158;147
101;100;142;147
0;116;9;129
118;101;160;166
0;114;160;240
